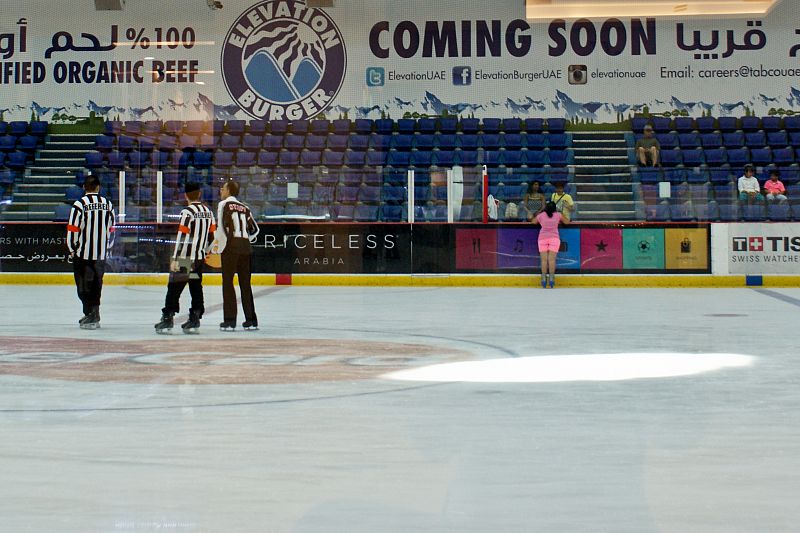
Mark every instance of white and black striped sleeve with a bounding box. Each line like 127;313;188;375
66;200;84;255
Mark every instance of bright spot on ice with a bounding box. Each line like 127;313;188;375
382;353;755;383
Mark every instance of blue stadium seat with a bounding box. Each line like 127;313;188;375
374;119;394;134
95;135;114;152
151;151;168;168
410;151;433;167
226;120;246;136
663;168;686;183
182;120;204;136
257;151;278;168
354;119;373;134
371;134;392;151
678;133;701;148
305;136;327;151
460;118;480;133
388;151;411;167
331;119;351;135
646;203;671;221
745;131;767;148
740;116;761;132
158;135;177;152
457;134;479;150
106;151;126;170
671;202;695;221
772;147;795;165
382;185;406;203
291;120;309;134
742;203;766;221
284;135;305;151
439;118;458;134
310;120;330;136
767;131;789;147
482;134;502;150
701;133;722;148
219;134;240;151
417;118;437;134
213;151;234;169
299;151;321;166
503;151;524;167
768;203;791;221
751;148;772;165
434;151;457;167
7;121;27;136
482;118;501;133
631;117;650;132
312;184;335;204
673;117;695;133
348;135;369;151
681;149;704;166
784;116;800;131
53;203;72;222
761;116;782;132
525;151;547;166
117;135;135;152
657;133;678;149
547;118;567;132
322;151;345;166
503;118;522;133
327;135;349;152
84;151;104;169
436;134;458;150
459;151;480;166
366;151;388;166
358;185;382;204
414;134;436;150
104;120;122;135
248;120;267;136
354;204;379;221
547;150;571;166
704;148;727;165
381;204;404;222
483;150;503;166
717;117;738;132
694;202;718;221
548;133;569;148
723;132;745;148
278;151;300;166
128;151;149;168
241;134;262;152
345;151;366;167
659;149;682;166
637;168;661;183
396;119;415;134
651;116;672;132
524;118;545;132
503;134;524;150
695;116;716;133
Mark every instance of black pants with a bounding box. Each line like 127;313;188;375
162;260;204;317
73;257;105;315
221;250;256;323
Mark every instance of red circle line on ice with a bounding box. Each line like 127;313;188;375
0;336;471;384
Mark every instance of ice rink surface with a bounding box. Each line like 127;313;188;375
1;283;799;533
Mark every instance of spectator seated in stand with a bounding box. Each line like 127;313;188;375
737;164;764;204
636;125;660;167
550;182;574;222
763;169;788;204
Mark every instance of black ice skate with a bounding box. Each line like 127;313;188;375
242;320;259;331
181;311;201;334
154;313;174;334
219;320;236;332
80;308;101;330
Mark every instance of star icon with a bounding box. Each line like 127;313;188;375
595;240;608;252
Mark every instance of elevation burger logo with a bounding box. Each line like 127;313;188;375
221;0;347;120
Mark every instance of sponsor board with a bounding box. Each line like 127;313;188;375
728;223;800;274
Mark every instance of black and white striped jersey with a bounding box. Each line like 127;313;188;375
67;193;116;260
215;196;259;254
174;202;216;260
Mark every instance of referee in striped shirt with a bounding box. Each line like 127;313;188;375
66;174;115;330
154;182;216;334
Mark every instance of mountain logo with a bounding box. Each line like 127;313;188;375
221;1;347;120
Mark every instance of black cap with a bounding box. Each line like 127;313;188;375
184;182;201;194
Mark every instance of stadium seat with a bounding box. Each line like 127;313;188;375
745;132;767;148
695;116;716;133
345;151;367;167
657;133;678;149
482;134;502;150
678;133;701;149
331;119;351;135
322;151;345;166
439;118;458;134
704;149;727;166
414;135;436;151
482;118;501;133
310;120;330;136
397;119;416;134
673;117;695;133
740;116;761;132
460;118;480;133
717;117;738;132
547;118;567;132
659;149;682;166
524;118;545;133
353;119;373;134
305;136;327;151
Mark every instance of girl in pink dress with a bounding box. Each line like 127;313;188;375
533;201;567;288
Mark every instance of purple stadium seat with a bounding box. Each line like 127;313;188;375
701;133;722;149
436;134;458;150
482;118;501;134
681;149;705;166
656;133;678;149
695;116;716;133
673;117;695;132
345;151;367;167
717;117;738;132
659;149;682;166
651;116;672;132
524;118;545;133
547;118;567;132
704;149;727;166
460;118;480;133
723;132;745;148
772;147;795;165
322;151;345;167
327;135;349;152
300;151;322;166
219;134;241;151
761;116;782;131
305;136;327;151
392;134;414;151
257;151;278;168
371;135;392;151
374;119;394;134
85;151;104;169
235;151;256;167
311;120;330;135
740;116;761;132
750;148;772;165
397;119;416;134
767;132;789;147
439;118;458;134
414;135;436;151
745;132;767;148
332;119;351;135
269;120;289;135
290;120;309;134
417;118;437;134
678;133;701;148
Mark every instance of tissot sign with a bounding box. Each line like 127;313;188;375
728;223;800;274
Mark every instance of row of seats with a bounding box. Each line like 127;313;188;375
105;117;569;137
0;121;48;136
637;147;795;167
637;131;800;149
634;166;800;185
84;148;576;170
95;132;574;152
0;151;32;170
639;182;800;203
632;115;797;133
645;201;798;222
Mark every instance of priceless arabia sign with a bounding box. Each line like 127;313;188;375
221;0;347;121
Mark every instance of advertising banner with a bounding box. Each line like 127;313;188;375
727;223;800;274
497;227;538;270
1;1;800;123
622;228;665;270
455;228;497;270
665;228;709;270
580;228;623;271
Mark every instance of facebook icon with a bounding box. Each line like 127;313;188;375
452;66;471;86
366;67;384;87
